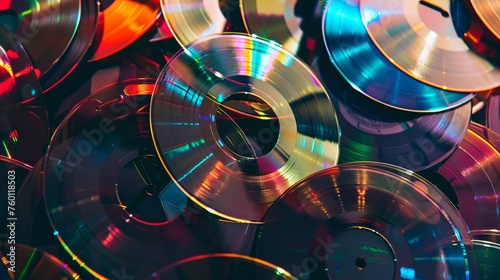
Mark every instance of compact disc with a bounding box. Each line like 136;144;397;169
468;0;500;40
452;0;500;65
89;0;160;61
0;0;80;80
322;0;476;112
254;162;476;280
359;0;500;92
419;128;500;231
240;0;303;53
0;156;31;245
150;34;340;223
311;55;471;171
149;253;295;279
44;80;256;279
0;243;78;280
161;0;248;48
469;122;500;151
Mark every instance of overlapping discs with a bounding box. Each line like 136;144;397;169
254;162;476;279
40;0;98;92
150;34;340;223
419;128;500;231
471;229;500;243
16;157;49;246
44;80;256;279
359;0;500;92
312;55;471;171
240;0;302;53
0;29;49;165
453;0;500;65
0;243;78;280
89;0;160;61
322;0;476;112
161;0;247;48
149;253;295;279
0;0;83;89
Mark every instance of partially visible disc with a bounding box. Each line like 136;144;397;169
486;89;500;135
44;80;256;279
452;0;500;65
0;155;31;244
469;122;500;151
40;0;98;92
312;56;471;171
161;0;248;48
0;109;49;166
254;162;476;280
89;0;160;61
0;28;49;165
0;243;78;280
322;0;476;112
151;34;340;223
419;128;500;230
360;0;500;92
240;0;302;53
149;253;295;279
0;0;80;79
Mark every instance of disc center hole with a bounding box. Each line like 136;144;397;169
355;257;367;270
215;93;280;158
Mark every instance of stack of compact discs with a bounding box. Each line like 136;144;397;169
0;0;99;92
322;0;490;112
3;0;500;278
43;80;256;278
